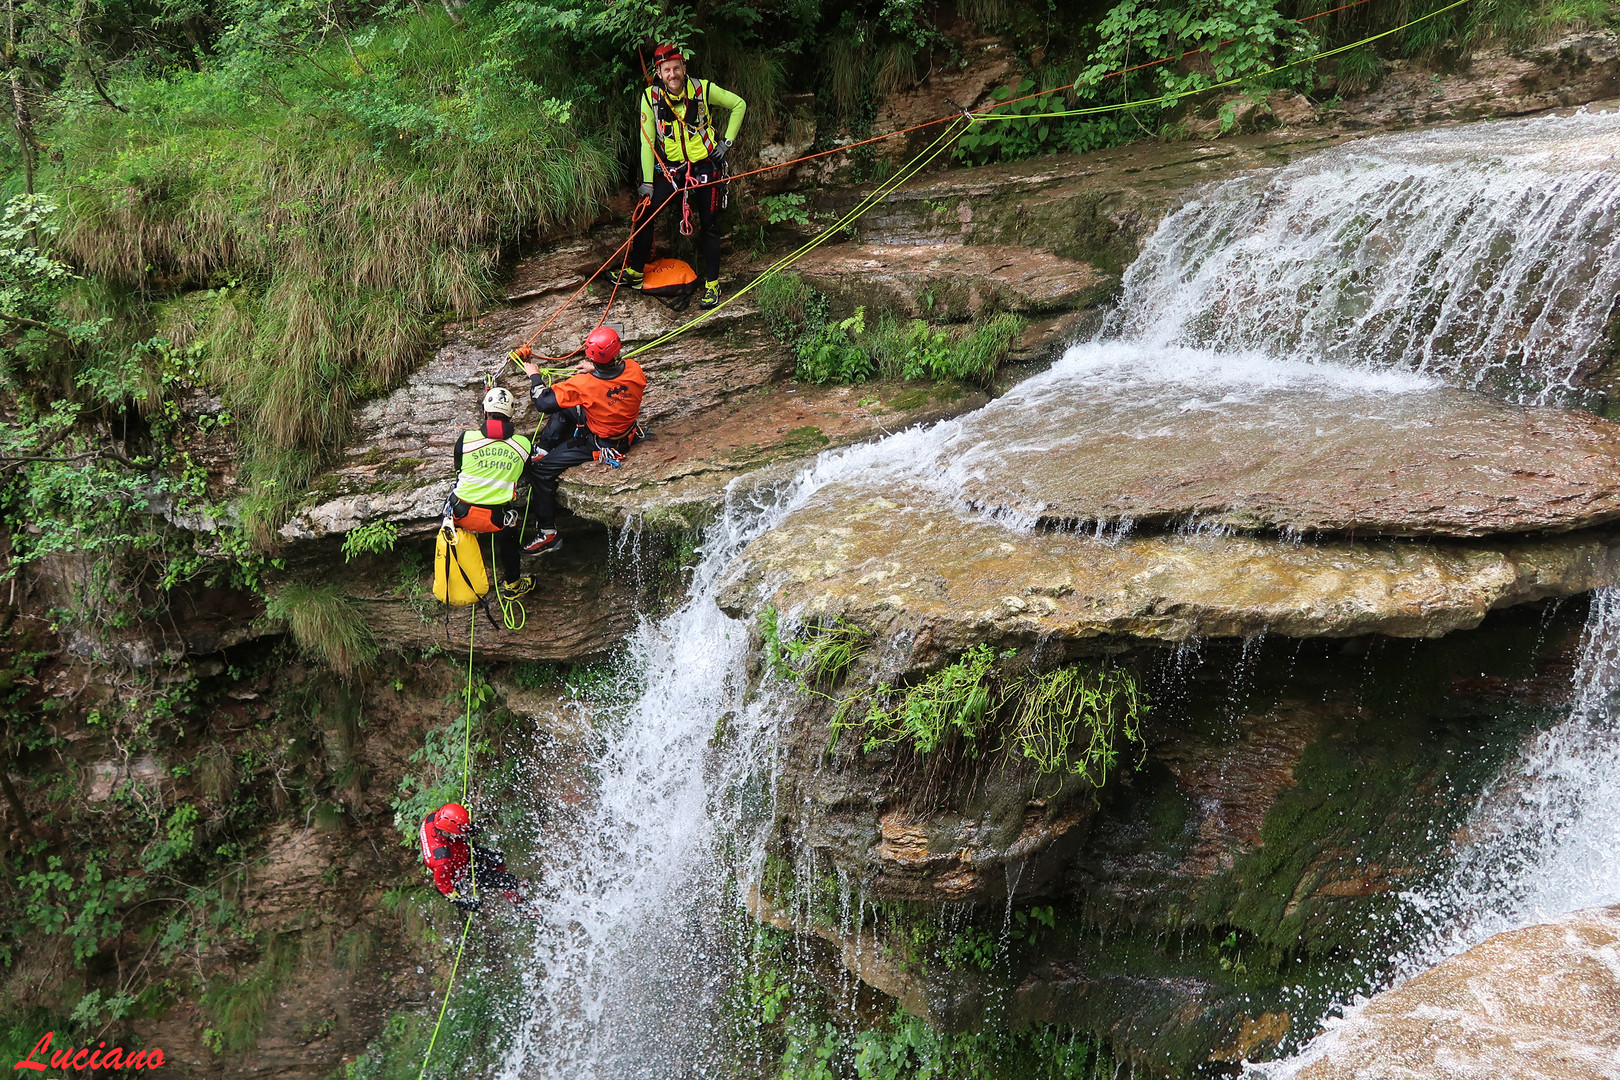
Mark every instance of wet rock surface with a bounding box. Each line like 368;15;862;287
760;605;1588;1073
1293;904;1620;1080
945;362;1620;537
720;489;1620;657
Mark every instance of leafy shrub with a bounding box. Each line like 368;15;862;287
796;307;873;384
264;583;377;676
341;521;399;562
760;192;811;226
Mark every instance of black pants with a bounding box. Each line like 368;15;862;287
449;846;522;912
527;408;632;532
629;162;723;283
455;501;520;583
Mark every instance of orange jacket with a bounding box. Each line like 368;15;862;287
551;359;647;439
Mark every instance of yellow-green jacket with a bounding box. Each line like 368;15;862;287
640;78;746;181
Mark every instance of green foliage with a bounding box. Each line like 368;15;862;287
1006;664;1145;784
763;610;874;695
729;917;1115;1080
16;855;143;966
844;644;1000;755
38;9;616;534
827;646;1149;783
797;307;873;384
341;521;399;562
264;583;378;676
0;197;270;632
342;966;508;1080
957;0;1315;166
759;274;1022;387
761;191;812;226
1333;46;1385;94
391;677;493;845
756;271;827;345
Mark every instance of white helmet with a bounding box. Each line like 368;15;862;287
481;386;514;417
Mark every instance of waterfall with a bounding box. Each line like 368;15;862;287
1105;108;1620;402
501;108;1620;1077
497;426;954;1080
1248;588;1620;1078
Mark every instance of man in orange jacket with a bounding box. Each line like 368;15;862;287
515;326;646;555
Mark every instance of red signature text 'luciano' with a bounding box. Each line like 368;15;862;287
13;1033;165;1071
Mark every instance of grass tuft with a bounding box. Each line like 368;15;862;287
824;643;1149;783
264;583;377;676
45;11;616;533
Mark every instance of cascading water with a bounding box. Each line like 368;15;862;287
497;426;958;1080
502;107;1620;1077
1105;108;1620;401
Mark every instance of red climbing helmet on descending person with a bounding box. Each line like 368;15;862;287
585;326;623;366
651;43;684;66
433;802;471;836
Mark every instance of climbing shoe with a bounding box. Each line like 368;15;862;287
523;530;563;555
699;281;721;310
499;576;534;600
608;267;643;289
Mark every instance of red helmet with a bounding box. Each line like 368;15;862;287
651;43;684;66
433;802;470;836
585;326;622;365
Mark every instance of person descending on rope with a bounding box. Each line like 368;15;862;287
419;802;536;916
449;386;533;600
611;43;746;311
514;327;646;555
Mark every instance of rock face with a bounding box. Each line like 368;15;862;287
1291;905;1620;1080
723;490;1620;655
759;604;1591;1073
943;354;1620;537
719;353;1620;661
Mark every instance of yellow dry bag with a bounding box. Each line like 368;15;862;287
434;528;489;606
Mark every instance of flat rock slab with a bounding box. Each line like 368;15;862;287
923;346;1620;538
792;242;1112;319
716;483;1620;653
1292;904;1620;1080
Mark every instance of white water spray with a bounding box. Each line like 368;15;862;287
1106;108;1620;400
498;426;960;1080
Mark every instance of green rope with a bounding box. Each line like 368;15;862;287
626;116;973;358
625;0;1475;360
414;612;481;1080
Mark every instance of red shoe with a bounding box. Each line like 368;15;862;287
523;530;562;555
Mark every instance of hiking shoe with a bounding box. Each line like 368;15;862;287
499;576;534;600
522;530;562;555
698;281;721;310
608;267;643;289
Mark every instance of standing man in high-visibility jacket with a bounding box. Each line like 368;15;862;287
514;327;646;555
610;43;746;311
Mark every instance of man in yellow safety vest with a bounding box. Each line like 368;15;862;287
610;43;746;311
448;386;533;600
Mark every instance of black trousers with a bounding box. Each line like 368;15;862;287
449;846;522;912
527;408;632;532
454;501;520;582
629;162;723;283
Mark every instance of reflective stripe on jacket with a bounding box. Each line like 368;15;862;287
551;360;647;440
639;79;747;182
452;430;532;505
419;815;469;896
